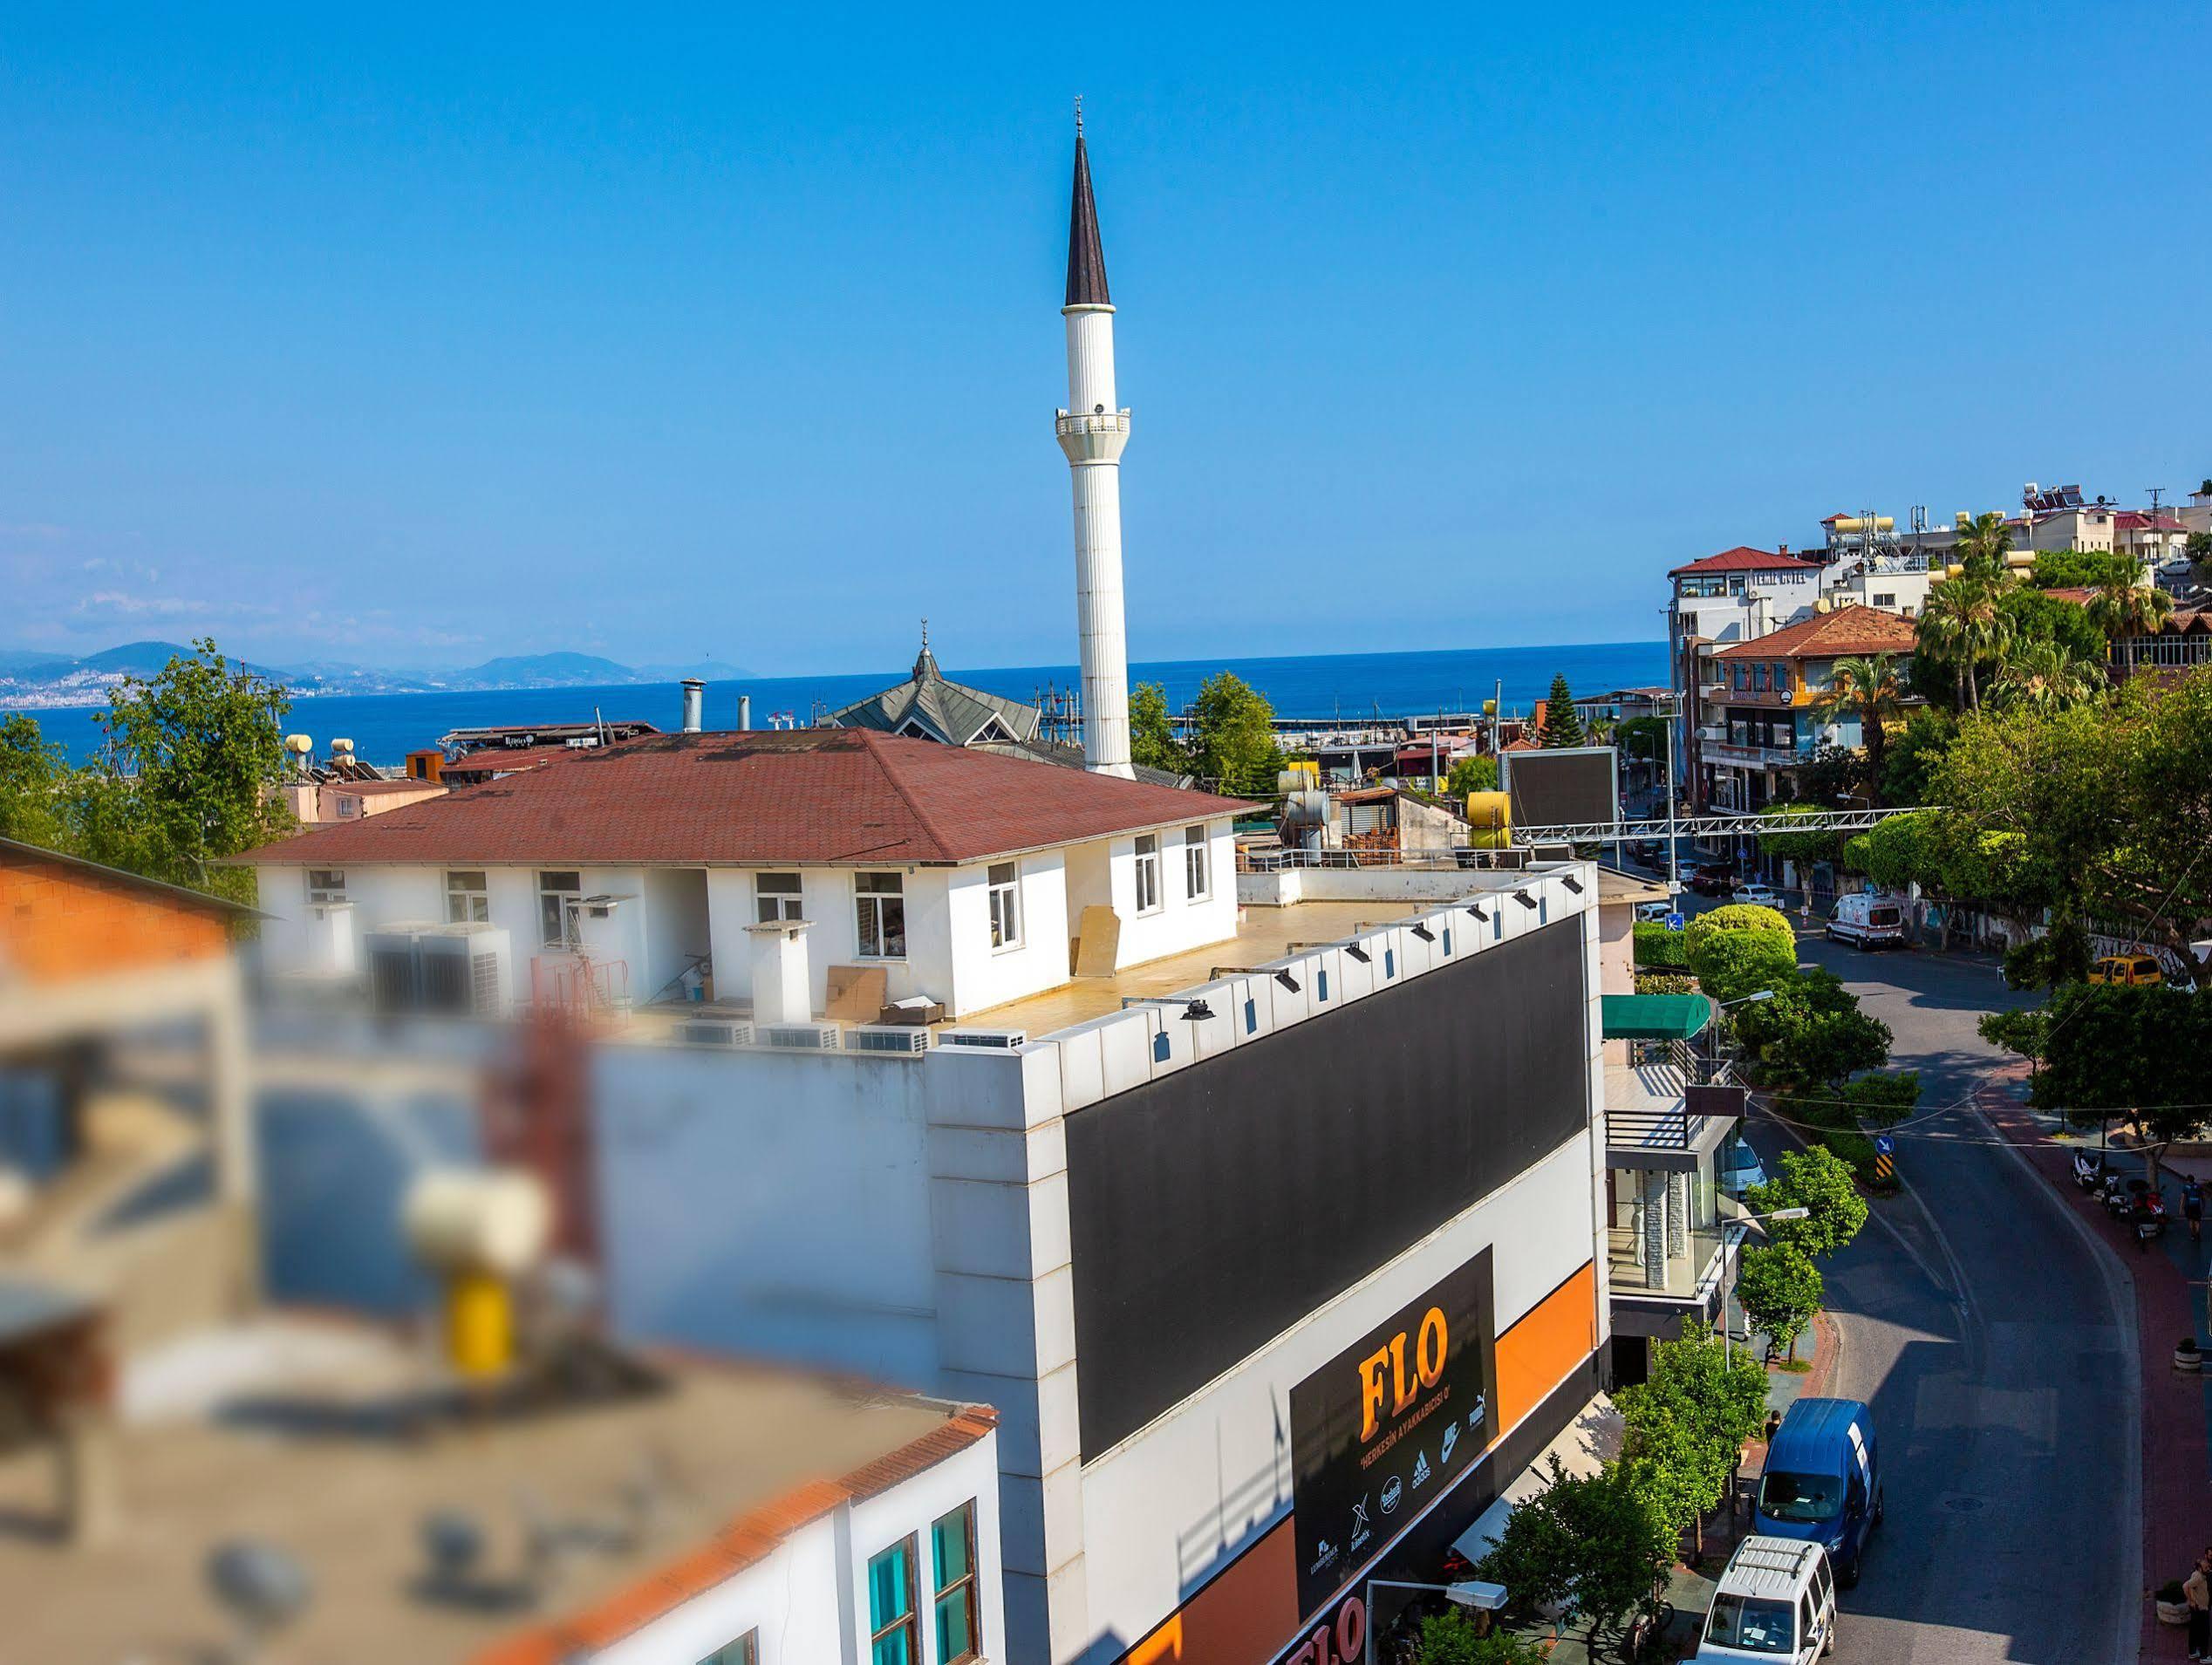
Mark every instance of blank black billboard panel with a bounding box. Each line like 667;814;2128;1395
1501;747;1618;830
1064;920;1588;1457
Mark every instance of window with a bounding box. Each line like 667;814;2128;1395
1703;1593;1794;1654
446;870;488;924
538;870;581;949
856;872;906;959
698;1632;758;1665
867;1537;919;1665
1752;662;1769;693
756;871;802;924
987;862;1021;950
931;1501;982;1662
1872;590;1896;608
1183;825;1210;901
307;869;347;904
1134;834;1162;913
336;793;358;817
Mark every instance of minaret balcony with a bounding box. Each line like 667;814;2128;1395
1055;408;1132;464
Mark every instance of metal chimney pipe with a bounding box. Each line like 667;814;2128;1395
737;693;752;732
680;679;705;734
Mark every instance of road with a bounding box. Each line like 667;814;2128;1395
1735;924;2138;1662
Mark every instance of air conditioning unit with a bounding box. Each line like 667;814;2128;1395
364;921;441;1013
937;1028;1028;1052
672;1018;754;1049
756;1021;840;1052
418;925;512;1018
844;1025;932;1056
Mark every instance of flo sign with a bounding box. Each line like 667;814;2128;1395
1287;1248;1497;1618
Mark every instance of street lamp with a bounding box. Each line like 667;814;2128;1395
1364;1579;1509;1662
1722;1206;1811;1365
1718;988;1777;1008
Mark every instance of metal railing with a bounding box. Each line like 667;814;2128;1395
1238;846;1534;874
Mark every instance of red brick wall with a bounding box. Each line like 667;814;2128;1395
0;851;230;984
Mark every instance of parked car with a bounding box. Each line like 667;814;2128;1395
1828;892;1908;950
1628;837;1665;867
1753;1396;1882;1587
1635;897;1676;925
1731;882;1783;908
2089;953;2164;987
1717;1139;1766;1197
1687;864;1738;897
1695;1535;1839;1662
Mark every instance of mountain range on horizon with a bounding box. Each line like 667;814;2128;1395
0;641;754;709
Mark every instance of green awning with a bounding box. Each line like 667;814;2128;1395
1601;993;1714;1041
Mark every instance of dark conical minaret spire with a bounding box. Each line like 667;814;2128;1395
1064;102;1111;309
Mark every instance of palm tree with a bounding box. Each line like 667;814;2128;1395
1953;511;2015;579
1916;574;2012;710
1990;640;2104;713
2086;575;2175;670
1809;653;1908;805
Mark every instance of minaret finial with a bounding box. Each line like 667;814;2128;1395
1074;93;1083;137
920;616;929;651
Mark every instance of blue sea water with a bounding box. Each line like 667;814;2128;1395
19;640;1665;767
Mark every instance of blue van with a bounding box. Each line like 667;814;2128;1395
1753;1397;1882;1586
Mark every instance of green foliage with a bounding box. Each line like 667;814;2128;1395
1747;1144;1869;1259
1445;753;1499;798
1409;1612;1547;1665
1808;655;1908;805
1757;802;1843;868
1978;1006;2052;1068
2188;529;2212;567
1616;1325;1769;1544
2030;548;2139;590
1476;1456;1674;1641
1615;714;1670;764
2086;575;2174;643
1952;510;2015;578
1833;1071;1921;1129
1916;571;2013;711
0;713;71;850
1633;920;1690;969
1878;708;1954;807
2003;912;2093;991
2030;984;2212;1145
1128;680;1185;776
1736;1242;1823;1361
1184;672;1284;797
1758;996;1893;1088
1540;674;1586;748
1990;640;2104;714
1635;971;1699;995
1792;743;1867;809
1683;904;1797;1003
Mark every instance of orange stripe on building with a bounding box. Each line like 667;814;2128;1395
1492;1260;1597;1434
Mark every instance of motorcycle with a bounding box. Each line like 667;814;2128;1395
2101;1176;2146;1218
2132;1191;2168;1249
2073;1150;2108;1192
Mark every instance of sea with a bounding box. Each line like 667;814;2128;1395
19;640;1666;767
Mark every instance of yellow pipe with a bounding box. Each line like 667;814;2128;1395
447;1272;514;1378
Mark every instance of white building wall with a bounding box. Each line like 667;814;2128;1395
945;850;1075;1016
845;1431;1009;1665
1096;822;1239;971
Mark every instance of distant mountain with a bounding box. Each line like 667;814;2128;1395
0;640;756;708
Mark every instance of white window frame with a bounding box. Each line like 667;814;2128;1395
986;861;1021;952
537;870;581;949
1182;824;1210;902
1133;834;1162;915
856;870;907;960
307;869;347;905
755;870;803;924
335;793;358;818
445;870;489;924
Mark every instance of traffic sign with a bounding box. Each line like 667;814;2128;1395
1874;1134;1894;1156
1666;912;1686;931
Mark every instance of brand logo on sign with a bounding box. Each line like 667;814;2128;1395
1349;1496;1372;1552
1309;1538;1339;1575
1468;1392;1488;1432
1381;1475;1403;1513
1441;1422;1459;1464
1357;1305;1450;1443
1412;1450;1432;1488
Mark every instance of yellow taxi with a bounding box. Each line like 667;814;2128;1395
2088;953;2164;987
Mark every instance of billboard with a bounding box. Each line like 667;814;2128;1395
1064;919;1587;1457
1287;1248;1497;1618
1499;745;1619;832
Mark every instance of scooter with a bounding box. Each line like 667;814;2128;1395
2132;1191;2168;1248
2073;1150;2108;1192
2100;1176;2146;1218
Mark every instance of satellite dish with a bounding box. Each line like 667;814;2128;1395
1093;403;1104;414
207;1539;312;1656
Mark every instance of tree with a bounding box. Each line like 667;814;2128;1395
1683;904;1798;1003
1916;572;2012;711
1746;1145;1869;1260
2086;573;2174;655
1757;802;1844;875
2029;548;2140;591
2031;985;2212;1151
1617;1324;1769;1554
85;638;294;905
2002;910;2093;992
1183;672;1283;797
1808;654;1907;804
2188;529;2212;570
1476;1457;1675;1647
1128;681;1186;775
1952;510;2015;579
1540;674;1585;748
1990;639;2103;714
1615;714;1670;769
1409;1612;1547;1665
1737;1242;1823;1361
1444;753;1499;798
1878;708;1953;807
0;713;71;850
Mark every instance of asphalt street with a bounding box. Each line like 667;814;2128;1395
1732;920;2138;1662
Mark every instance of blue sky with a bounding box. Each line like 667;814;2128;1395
4;3;2208;675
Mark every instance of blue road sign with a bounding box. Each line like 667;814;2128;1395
1874;1134;1895;1157
1666;912;1686;931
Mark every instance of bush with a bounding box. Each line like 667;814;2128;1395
1683;905;1799;1002
1633;920;1690;968
1409;1611;1548;1665
1635;971;1698;995
1836;1071;1920;1129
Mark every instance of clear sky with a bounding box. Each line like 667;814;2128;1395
4;3;2208;676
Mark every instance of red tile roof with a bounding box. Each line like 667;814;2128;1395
442;744;593;777
1711;605;1919;660
240;727;1256;868
1669;545;1814;577
2115;511;2188;533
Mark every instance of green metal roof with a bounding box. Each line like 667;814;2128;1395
1601;993;1714;1041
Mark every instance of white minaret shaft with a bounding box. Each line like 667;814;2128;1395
1055;124;1134;779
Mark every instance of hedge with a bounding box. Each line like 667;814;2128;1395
1634;920;1690;969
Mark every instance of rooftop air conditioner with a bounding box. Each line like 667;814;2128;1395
844;1025;932;1056
755;1021;840;1052
937;1028;1029;1052
672;1018;754;1049
418;924;512;1018
364;921;442;1014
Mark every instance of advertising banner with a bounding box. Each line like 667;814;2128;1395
1287;1247;1497;1619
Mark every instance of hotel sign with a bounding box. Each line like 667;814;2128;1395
1287;1248;1497;1618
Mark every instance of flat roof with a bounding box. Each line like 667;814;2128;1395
0;1321;991;1663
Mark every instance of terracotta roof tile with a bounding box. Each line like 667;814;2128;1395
1669;545;1815;577
241;729;1255;869
1711;605;1918;660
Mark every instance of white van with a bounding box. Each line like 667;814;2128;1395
1827;892;1908;950
1694;1535;1837;1662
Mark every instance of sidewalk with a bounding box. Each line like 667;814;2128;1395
1977;1068;2209;1661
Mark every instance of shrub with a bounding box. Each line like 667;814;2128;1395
1633;920;1690;968
1635;971;1698;996
1683;905;1798;1002
1409;1612;1548;1665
